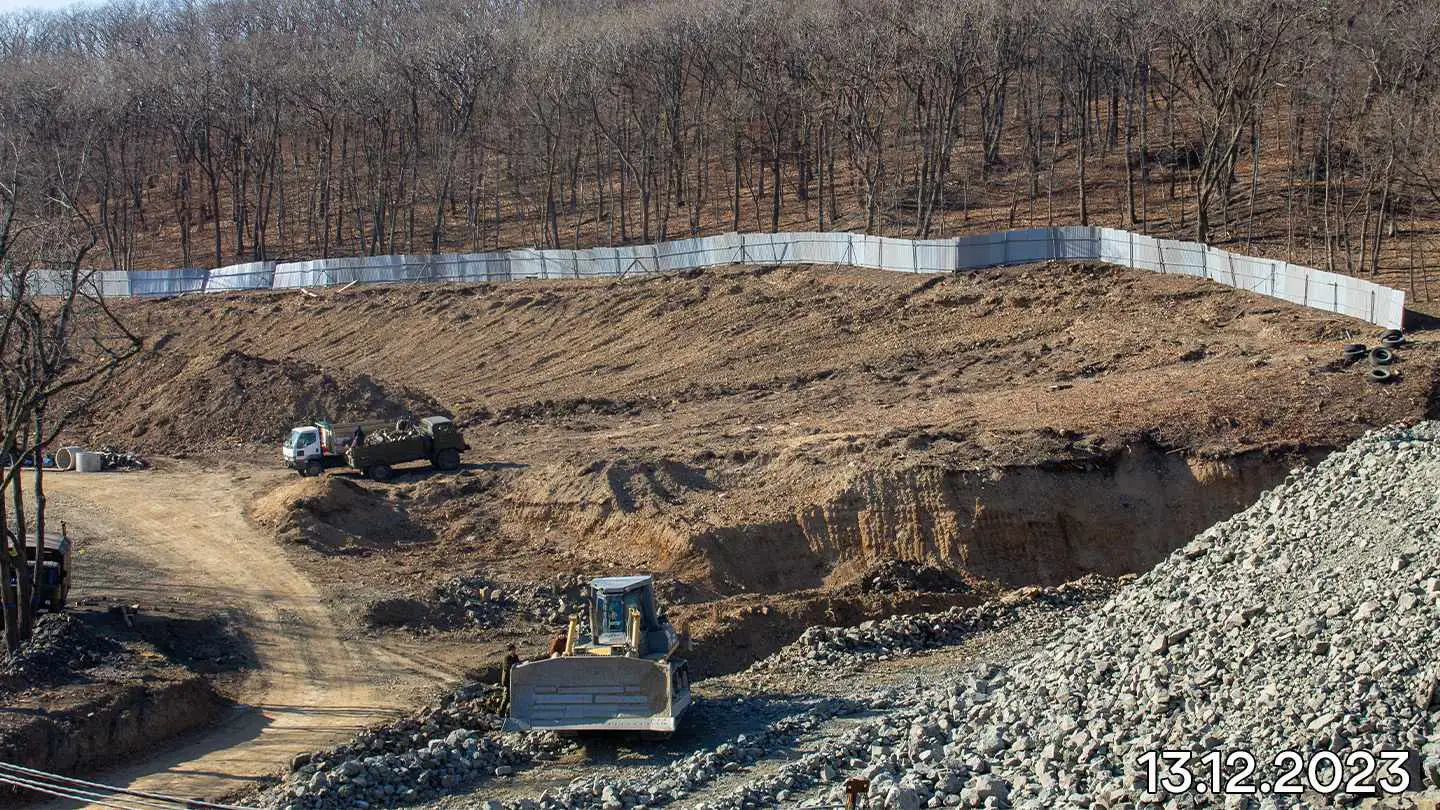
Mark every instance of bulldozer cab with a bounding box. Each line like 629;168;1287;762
590;575;659;649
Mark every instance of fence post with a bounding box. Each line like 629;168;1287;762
912;240;919;274
1270;262;1276;297
1002;231;1009;266
1129;230;1135;269
1302;273;1309;307
1370;289;1376;324
739;234;747;264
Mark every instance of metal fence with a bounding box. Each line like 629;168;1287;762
28;227;1407;328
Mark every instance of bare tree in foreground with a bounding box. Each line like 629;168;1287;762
0;103;140;654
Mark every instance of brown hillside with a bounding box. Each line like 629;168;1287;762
68;263;1440;605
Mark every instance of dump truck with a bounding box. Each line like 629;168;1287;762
283;416;468;480
504;575;692;734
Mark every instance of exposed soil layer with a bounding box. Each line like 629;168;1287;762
66;262;1440;616
0;611;230;800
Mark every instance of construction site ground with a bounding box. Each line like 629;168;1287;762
20;261;1440;805
7;466;473;807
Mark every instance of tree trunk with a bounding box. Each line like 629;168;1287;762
10;470;32;642
30;406;45;613
0;486;18;655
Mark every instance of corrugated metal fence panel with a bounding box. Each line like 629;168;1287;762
1097;229;1133;266
912;239;958;273
1273;263;1309;308
25;269;73;296
1377;285;1406;329
1303;268;1395;325
737;232;797;265
508;249;545;280
207;261;275;291
97;270;131;297
77;227;1407;328
787;232;853;266
954;231;1005;268
702;233;740;267
1055;226;1101;260
1127;234;1163;274
658;237;710;273
457;252;512;282
129;267;208;297
1227;254;1278;297
602;244;660;277
995;228;1059;266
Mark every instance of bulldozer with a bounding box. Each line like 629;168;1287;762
504;575;692;734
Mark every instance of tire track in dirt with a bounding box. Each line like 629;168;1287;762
31;465;460;809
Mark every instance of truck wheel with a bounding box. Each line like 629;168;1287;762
367;464;393;482
433;448;462;472
303;461;323;478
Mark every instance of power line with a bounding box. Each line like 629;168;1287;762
0;761;263;810
0;772;159;810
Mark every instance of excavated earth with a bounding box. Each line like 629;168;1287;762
64;262;1440;665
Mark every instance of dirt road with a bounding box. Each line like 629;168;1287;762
32;464;464;809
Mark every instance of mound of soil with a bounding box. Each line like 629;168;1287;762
249;475;437;553
0;609;230;789
852;560;974;594
0;613;125;691
77;346;443;453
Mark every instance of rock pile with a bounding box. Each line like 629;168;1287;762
264;683;574;810
752;576;1118;674
522;696;880;810
435;576;588;629
711;422;1440;809
1;613;123;689
857;560;973;595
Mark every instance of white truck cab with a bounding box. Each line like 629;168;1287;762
283;426;323;470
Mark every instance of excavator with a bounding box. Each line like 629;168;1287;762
504;575;692;733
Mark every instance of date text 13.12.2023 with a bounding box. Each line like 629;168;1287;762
1138;750;1412;796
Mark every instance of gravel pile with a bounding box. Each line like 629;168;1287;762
751;577;1119;674
434;576;588;629
706;422;1440;809
513;695;885;810
1;613;123;689
857;560;973;595
263;683;575;809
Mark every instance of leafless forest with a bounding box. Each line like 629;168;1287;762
3;0;1440;291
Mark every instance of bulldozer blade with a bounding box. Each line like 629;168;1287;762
504;655;690;733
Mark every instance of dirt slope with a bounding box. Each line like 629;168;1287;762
82;262;1437;455
75;347;443;453
65;262;1440;610
28;465;465;808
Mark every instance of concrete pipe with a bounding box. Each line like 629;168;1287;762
73;451;103;473
54;447;83;471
